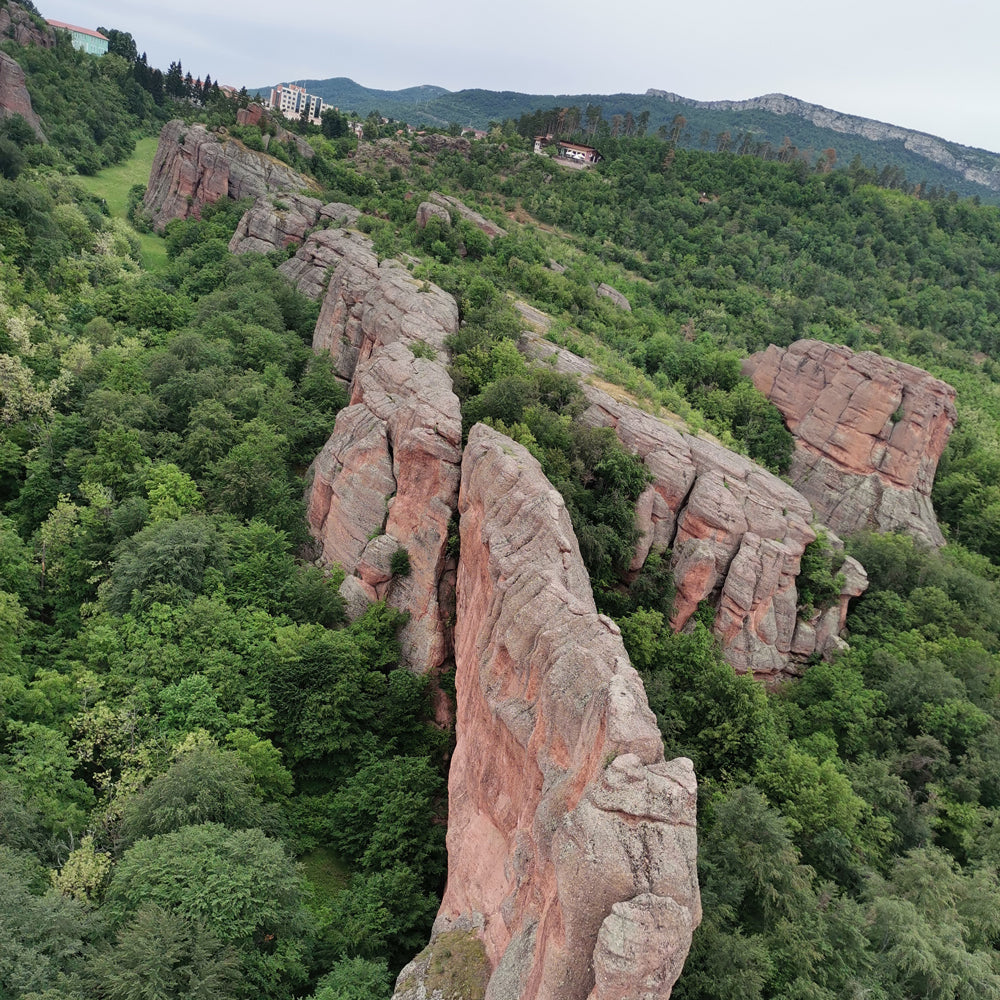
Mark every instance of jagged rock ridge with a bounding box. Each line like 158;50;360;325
393;424;700;1000
743;340;957;547
524;334;867;676
307;341;462;679
142;121;317;232
228;193;359;256
645;89;1000;191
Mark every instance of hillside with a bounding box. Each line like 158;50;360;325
253;76;1000;202
6;6;1000;1000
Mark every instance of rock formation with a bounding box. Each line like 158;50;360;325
523;335;867;676
597;282;631;311
0;52;44;140
307;342;462;675
429;191;507;238
235;102;315;160
0;4;54;49
142;121;317;232
644;89;1000;194
393;424;700;1000
281;228;458;379
416;200;451;229
743;340;957;546
228;193;359;255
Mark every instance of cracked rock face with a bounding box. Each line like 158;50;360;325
142;121;315;232
229;194;360;256
307;341;462;675
281;228;458;380
397;424;700;1000
744;340;957;546
0;52;44;140
523;334;865;676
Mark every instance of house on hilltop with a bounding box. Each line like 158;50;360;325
46;19;108;55
556;141;602;164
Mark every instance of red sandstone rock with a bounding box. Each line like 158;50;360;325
416;201;451;228
744;340;957;546
0;52;44;140
307;342;462;674
394;424;700;1000
520;331;867;676
0;5;54;49
281;228;458;382
142;121;316;232
227;195;361;257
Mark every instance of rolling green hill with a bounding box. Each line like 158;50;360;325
251;76;1000;202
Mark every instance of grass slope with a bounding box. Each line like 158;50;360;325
73;136;168;272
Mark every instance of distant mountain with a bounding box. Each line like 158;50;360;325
249;78;1000;202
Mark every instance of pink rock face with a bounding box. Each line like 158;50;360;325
280;228;458;381
404;424;700;1000
744;340;957;546
142;121;315;232
228;193;324;255
0;52;44;140
307;342;462;674
0;6;54;49
519;331;866;676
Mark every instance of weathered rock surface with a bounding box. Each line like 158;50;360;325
307;341;462;674
1;4;54;49
743;340;957;546
0;51;44;139
416;201;451;229
283;228;458;381
228;194;361;255
142;121;316;232
395;424;700;1000
523;334;866;675
429;192;507;239
597;282;631;312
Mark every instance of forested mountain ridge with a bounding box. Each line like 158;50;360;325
253;75;1000;202
7;4;1000;998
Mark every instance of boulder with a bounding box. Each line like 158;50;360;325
142;120;316;232
743;340;957;546
597;282;631;312
416;201;451;228
281;228;458;382
307;341;462;674
395;424;700;1000
0;51;44;140
429;191;507;238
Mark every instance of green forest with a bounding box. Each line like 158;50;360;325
7;7;1000;1000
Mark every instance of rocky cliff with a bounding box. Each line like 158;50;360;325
645;89;1000;192
228;193;359;255
0;4;54;49
524;335;867;676
0;51;44;140
307;341;462;677
393;424;700;1000
142;121;317;232
743;340;957;547
300;228;461;676
280;227;458;377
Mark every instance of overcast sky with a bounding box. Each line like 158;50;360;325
45;0;1000;153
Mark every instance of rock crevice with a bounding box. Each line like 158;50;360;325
396;424;700;1000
